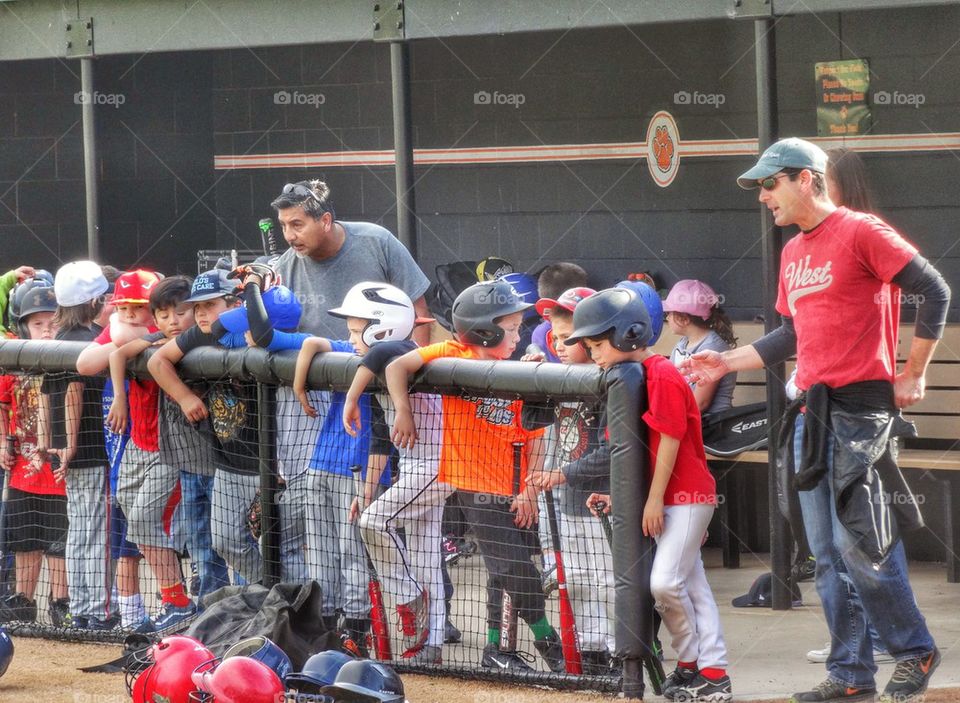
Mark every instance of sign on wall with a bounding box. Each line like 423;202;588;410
815;59;871;137
646;110;680;187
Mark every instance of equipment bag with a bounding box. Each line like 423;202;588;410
701;402;769;457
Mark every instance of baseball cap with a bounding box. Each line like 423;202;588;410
663;279;718;320
736;137;828;189
112;270;162;305
186;269;240;303
219;285;303;334
732;572;802;608
54;261;109;307
535;287;597;317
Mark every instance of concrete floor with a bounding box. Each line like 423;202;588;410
443;548;960;701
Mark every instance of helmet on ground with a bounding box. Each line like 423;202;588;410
452;280;533;348
564;287;652;351
616;279;664;345
0;626;13;678
127;635;214;703
286;649;354;691
322;660;405;702
328;282;425;347
191;655;285;703
222;635;292;681
15;285;58;339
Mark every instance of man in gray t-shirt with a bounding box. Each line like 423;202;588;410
270;180;431;342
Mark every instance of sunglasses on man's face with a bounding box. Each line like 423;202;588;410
759;173;791;191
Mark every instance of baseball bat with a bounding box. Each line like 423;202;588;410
350;465;392;660
544;489;582;674
592;499;665;694
499;442;525;652
258;218;279;256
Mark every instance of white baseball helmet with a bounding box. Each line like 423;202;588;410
328;282;424;347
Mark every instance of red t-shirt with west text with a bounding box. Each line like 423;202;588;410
775;207;916;390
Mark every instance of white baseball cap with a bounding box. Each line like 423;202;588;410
54;261;109;307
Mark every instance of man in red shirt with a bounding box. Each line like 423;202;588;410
682;138;949;703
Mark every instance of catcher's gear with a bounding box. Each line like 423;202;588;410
127;635;214;703
191;655;285;703
322;659;405;702
328;282;423;347
452;280;533;348
285;649;354;691
228;261;280;292
222;635;292;681
0;626;12;678
564;287;653;351
617;279;664;345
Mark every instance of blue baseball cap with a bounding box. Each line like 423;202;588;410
186;269;240;303
737;137;828;189
219;285;302;334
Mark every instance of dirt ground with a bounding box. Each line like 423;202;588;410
4;637;960;703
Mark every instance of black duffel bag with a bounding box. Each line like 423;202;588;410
701;402;769;457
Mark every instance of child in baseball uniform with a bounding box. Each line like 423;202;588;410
566;287;731;702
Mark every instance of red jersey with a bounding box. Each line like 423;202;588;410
776;207;916;390
0;374;66;495
642;355;716;506
94;324;161;452
418;341;544;496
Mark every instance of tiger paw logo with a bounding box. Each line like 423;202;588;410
653;125;674;173
645;111;680;188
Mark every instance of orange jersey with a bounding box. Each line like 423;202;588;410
418;340;543;496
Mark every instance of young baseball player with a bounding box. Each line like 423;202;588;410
333;282;447;664
290;288;394;654
525;286;619;674
98;271;200;630
564;287;731;702
385;279;565;673
148;270;265;586
41;261;112;629
0;281;69;626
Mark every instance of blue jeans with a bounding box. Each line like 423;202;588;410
793;415;934;687
180;472;229;600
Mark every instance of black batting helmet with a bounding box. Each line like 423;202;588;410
564;287;652;351
451;280;533;347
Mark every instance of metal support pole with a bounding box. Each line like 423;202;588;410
390;41;417;259
80;57;101;261
754;18;792;610
258;382;281;586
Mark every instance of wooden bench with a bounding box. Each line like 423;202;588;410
652;322;960;582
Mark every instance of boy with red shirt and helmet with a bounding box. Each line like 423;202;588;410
568;287;731;702
385;279;565;673
0;282;69;625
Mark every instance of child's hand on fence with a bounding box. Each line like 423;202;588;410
511;486;539;528
179;394;208;423
106;398;128;434
642;495;664;537
295;386;318;418
391;410;418;449
520;351;545;362
587;493;611;515
342;396;362;437
527;469;565;490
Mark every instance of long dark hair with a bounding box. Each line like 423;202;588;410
686;307;738;348
826;147;874;212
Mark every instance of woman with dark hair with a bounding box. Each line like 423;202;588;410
826;147;874;212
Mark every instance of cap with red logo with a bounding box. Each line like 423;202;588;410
112;270;163;305
535;286;596;317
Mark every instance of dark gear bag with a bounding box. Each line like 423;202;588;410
701;402;769;457
425;260;480;332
